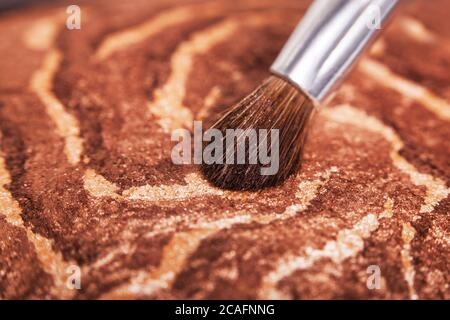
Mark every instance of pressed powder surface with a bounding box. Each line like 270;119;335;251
0;0;449;299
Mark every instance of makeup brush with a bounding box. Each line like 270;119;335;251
202;0;399;190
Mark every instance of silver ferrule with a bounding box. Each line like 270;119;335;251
271;0;399;103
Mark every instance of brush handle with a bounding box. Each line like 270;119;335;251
271;0;399;103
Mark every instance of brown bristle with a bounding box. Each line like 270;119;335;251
201;75;315;190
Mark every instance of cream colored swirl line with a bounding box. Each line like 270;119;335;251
27;17;83;165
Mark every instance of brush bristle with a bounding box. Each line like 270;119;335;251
201;75;315;190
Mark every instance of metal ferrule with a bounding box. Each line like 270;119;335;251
271;0;399;104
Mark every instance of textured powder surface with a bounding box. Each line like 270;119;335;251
0;0;448;299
